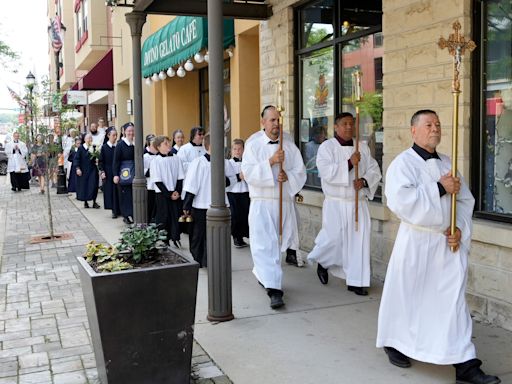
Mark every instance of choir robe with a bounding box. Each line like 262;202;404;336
144;152;157;222
151;154;185;242
182;155;236;267
67;148;79;193
226;157;250;240
307;139;381;287
5;140;30;190
241;133;306;290
99;142;120;214
177;142;205;174
376;147;476;365
73;143;99;202
112;138;135;219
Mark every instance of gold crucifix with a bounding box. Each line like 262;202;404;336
437;21;476;252
438;21;476;93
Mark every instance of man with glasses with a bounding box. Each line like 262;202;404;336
177;127;206;174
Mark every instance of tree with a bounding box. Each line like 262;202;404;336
0;40;19;72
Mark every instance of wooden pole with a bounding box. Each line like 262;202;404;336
438;21;476;251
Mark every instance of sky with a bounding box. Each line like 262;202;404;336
0;1;49;114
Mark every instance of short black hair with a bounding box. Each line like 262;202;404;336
189;126;205;142
411;109;438;126
334;112;354;124
261;105;276;118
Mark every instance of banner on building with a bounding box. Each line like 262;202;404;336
50;15;63;53
66;91;87;105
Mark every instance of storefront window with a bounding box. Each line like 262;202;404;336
296;0;383;192
475;0;512;219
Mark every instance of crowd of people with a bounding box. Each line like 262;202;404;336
4;107;500;384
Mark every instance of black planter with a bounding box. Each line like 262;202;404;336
77;251;199;384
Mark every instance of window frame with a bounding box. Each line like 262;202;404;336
471;0;512;224
294;0;382;192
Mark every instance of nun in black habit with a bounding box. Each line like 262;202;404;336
73;133;100;208
67;137;81;193
99;127;121;218
113;122;135;224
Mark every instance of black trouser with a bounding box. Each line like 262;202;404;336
227;192;250;240
190;208;207;267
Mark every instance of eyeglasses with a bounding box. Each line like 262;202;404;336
197;133;204;136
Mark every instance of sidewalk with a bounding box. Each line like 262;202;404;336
0;182;230;384
2;181;510;384
74;189;512;383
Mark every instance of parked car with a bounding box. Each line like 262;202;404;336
0;145;8;175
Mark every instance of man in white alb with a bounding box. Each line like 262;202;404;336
376;110;500;384
242;106;306;309
308;112;381;295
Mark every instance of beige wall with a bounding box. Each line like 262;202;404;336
74;1;109;70
231;23;261;141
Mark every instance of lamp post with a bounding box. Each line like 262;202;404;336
26;71;36;144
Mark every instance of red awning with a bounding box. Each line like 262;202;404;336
78;49;113;91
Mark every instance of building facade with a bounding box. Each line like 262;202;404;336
48;0;512;331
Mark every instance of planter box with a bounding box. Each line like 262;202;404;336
77;251;199;384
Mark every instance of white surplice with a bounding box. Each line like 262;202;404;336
182;155;236;209
241;132;306;290
376;148;476;364
5;140;29;173
144;153;157;190
150;155;184;193
307;139;381;286
177;142;206;175
226;159;248;193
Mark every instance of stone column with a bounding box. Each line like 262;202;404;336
206;0;234;322
125;11;147;224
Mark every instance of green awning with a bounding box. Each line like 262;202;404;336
141;16;235;78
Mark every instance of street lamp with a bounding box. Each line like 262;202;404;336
26;71;36;143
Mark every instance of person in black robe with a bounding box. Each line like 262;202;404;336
99;128;121;218
67;137;81;193
113;123;135;224
73;134;100;208
144;134;157;223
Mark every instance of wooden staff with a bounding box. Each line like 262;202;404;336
438;21;476;251
276;80;285;243
352;71;363;232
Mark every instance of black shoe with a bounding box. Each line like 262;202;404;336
455;359;501;384
172;240;181;249
285;249;298;266
123;217;131;224
111;213;118;219
384;347;411;368
92;202;100;209
128;216;134;224
348;286;368;296
317;264;329;285
234;238;248;248
11;187;16;192
84;202;90;208
267;289;284;309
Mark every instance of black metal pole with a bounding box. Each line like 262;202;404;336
126;11;147;224
206;0;234;322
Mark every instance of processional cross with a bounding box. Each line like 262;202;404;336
437;21;476;251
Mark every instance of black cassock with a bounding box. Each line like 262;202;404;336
73;145;99;202
67;149;78;193
99;143;120;215
112;140;134;218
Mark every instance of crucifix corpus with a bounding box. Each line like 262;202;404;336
437;20;476;252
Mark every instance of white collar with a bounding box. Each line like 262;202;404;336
123;137;133;146
107;141;115;148
83;143;89;150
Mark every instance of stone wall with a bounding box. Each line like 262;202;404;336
260;0;512;332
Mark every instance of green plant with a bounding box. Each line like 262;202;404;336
116;224;168;263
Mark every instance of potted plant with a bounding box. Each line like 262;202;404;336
77;224;199;384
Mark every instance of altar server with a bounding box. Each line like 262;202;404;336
241;106;306;309
177;126;205;174
308;112;381;295
182;133;236;267
5;132;30;191
376;110;500;384
150;136;185;248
